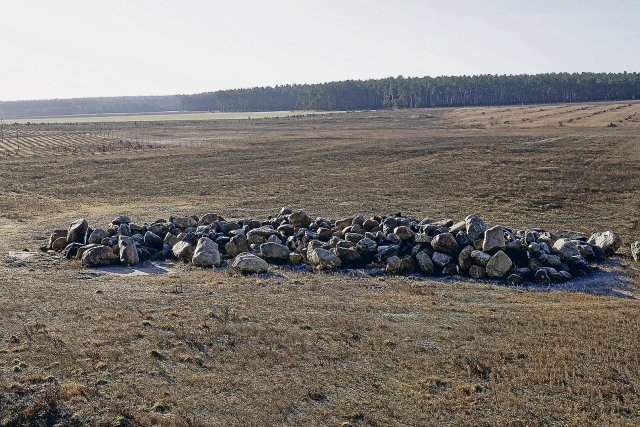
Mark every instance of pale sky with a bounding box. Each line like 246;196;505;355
1;0;638;101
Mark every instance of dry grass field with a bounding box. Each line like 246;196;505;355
0;102;639;426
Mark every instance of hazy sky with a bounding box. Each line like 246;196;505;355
1;0;638;101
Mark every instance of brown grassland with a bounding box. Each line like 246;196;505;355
0;102;639;426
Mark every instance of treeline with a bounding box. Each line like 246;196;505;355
0;95;182;119
1;72;639;118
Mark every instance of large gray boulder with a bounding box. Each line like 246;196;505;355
485;250;512;278
393;226;414;240
430;232;459;254
231;252;269;274
112;215;131;225
465;214;488;241
226;234;250;258
631;241;640;263
67;218;88;244
335;247;363;265
48;229;67;249
308;248;342;270
144;231;164;250
192;237;221;268
431;251;453;268
588;231;623;255
415;251;434;274
81;245;117;267
289;210;311;228
552;238;581;260
172;241;195;261
246;226;276;245
172;216;198;229
482;225;505;252
458;245;475;270
356;238;377;253
260;242;290;262
118;235;139;266
88;228;108;245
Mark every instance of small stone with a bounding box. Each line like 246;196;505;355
192;237;221;268
118;223;131;237
458;245;474;270
144;231;164;250
414;233;431;243
539;253;562;268
335;217;354;230
164;233;179;248
61;243;83;259
76;244;99;260
231;252;269;274
356;238;377;253
534;269;551;285
289;252;304;264
51;236;68;251
363;219;379;231
485;250;512;278
277;224;295;236
118;236;139;266
442;264;457;275
482;225;505;252
468;265;486;279
385;256;404;274
470;250;492;266
172;216;198;229
431;251;453;268
335;247;363;266
449;220;467;234
393;226;414;240
507;274;523;286
48;229;67;249
198;213;219;225
632;241;640;263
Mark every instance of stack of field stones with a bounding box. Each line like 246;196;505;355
45;209;630;285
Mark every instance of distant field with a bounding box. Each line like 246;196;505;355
6;110;330;124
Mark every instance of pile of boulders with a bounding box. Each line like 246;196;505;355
44;209;630;284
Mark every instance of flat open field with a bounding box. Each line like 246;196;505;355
1;103;639;426
5;110;330;125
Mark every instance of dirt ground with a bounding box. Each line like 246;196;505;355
0;103;639;426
